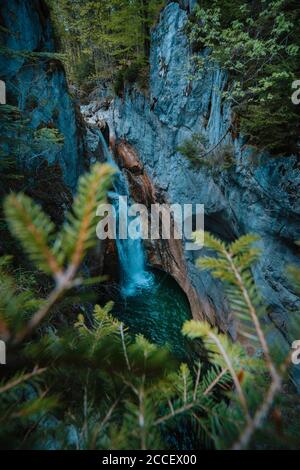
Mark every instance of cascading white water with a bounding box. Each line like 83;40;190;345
98;131;153;296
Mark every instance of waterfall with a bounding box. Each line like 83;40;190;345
98;131;153;296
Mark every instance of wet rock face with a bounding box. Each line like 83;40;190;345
116;141;144;174
96;1;300;337
0;0;86;190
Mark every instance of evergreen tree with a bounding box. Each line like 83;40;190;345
47;0;164;87
186;0;300;155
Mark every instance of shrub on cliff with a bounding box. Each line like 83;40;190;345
113;59;150;96
177;133;235;171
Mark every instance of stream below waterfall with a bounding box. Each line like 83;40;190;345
97;131;192;359
116;269;192;360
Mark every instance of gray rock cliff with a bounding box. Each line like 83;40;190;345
0;0;86;190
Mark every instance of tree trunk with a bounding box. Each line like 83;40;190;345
140;0;150;58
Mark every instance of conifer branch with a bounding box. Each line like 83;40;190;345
0;367;47;394
56;163;114;268
194;231;296;449
154;401;196;426
223;249;279;383
4;164;114;345
193;362;201;401
138;381;146;450
4;194;62;278
12;282;66;345
207;331;251;421
203;367;228;396
120;323;131;371
232;372;282;450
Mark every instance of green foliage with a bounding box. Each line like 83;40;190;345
53;163;114;267
0;45;64;62
196;232;263;346
0;104;65;169
1;161;300;449
0;165;238;449
71;53;95;87
0;105;29;161
177;133;207;165
0;296;231;450
288;264;300;296
0;367;58;449
113;59;149;96
0;258;43;336
47;0;164;89
0;162;114;348
40;307;227;450
4;163;114;280
0;101;69;266
177;133;235;171
182;319;267;448
33;127;64;150
113;69;126;96
187;0;300;155
4;194;59;276
183;231;300;448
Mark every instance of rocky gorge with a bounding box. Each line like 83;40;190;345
83;2;300;358
1;0;300;450
2;0;300;357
